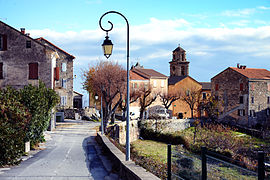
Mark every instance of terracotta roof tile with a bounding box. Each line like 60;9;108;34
230;67;270;79
36;37;75;59
131;68;167;79
130;71;148;80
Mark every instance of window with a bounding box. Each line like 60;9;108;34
238;109;245;116
215;84;219;91
29;63;38;79
250;84;254;91
267;108;270;116
240;83;243;91
161;80;164;88
132;83;135;89
0;35;7;51
181;66;185;76
62;63;66;72
0;62;3;79
186;90;190;96
26;40;31;48
0;34;7;51
144;82;148;89
153;80;157;88
250;110;256;117
268;83;270;91
251;97;254;104
239;96;244;104
268;96;270;104
202;92;207;100
60;96;67;106
62;79;67;88
54;67;60;81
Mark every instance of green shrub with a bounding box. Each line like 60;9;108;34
0;87;31;166
19;81;59;146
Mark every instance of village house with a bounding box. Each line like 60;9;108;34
36;37;75;109
130;62;168;118
211;65;270;128
0;20;76;119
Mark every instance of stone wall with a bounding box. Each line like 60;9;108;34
140;119;192;133
211;68;249;125
248;80;270;127
109;119;192;145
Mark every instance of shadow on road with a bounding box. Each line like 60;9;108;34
83;136;109;179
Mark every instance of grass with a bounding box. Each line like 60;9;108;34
131;140;167;163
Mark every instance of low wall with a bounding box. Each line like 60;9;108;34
96;133;160;180
108;119;192;145
140;119;192;133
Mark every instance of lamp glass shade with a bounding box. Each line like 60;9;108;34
95;94;98;100
102;36;113;59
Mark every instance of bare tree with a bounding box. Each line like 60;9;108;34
138;86;157;119
159;91;181;111
181;88;201;119
83;61;126;131
119;89;141;120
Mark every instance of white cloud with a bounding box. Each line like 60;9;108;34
28;18;270;87
221;8;256;17
258;6;270;10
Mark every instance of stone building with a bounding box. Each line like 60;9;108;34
0;20;75;110
211;65;270;128
36;37;75;109
0;21;55;89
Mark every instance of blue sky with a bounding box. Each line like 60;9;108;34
1;0;270;106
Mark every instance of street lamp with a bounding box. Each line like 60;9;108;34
95;93;104;135
99;11;130;161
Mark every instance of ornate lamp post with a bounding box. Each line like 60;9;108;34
99;11;130;161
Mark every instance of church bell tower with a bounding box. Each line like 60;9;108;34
169;45;190;77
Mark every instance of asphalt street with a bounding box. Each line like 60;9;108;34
0;120;116;180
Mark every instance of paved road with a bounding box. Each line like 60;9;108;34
0;120;116;180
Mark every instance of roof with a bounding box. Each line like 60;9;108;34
131;68;168;79
130;71;148;80
168;76;187;85
36;37;75;59
73;91;83;96
0;20;54;51
230;67;270;80
173;46;186;53
200;82;211;90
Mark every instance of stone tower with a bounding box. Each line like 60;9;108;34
169;45;190;77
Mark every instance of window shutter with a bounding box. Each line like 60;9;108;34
2;35;7;50
29;63;38;79
215;84;219;91
54;67;60;80
0;63;3;79
240;83;243;91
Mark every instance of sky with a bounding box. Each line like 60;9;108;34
1;0;270;106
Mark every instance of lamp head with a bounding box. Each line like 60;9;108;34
102;35;113;59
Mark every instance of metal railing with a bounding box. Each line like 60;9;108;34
168;145;266;180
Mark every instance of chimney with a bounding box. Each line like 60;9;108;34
20;28;25;34
243;66;246;69
237;63;240;69
25;33;30;36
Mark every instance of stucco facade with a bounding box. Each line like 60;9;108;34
169;76;202;118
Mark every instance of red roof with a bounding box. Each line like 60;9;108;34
130;71;148;80
36;37;75;59
131;68;168;79
230;67;270;79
